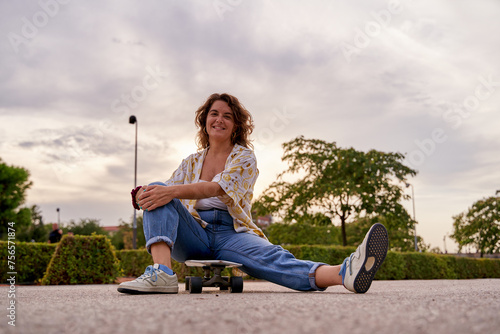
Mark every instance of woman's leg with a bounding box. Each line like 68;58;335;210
216;231;327;291
208;212;329;291
118;187;213;294
216;222;388;293
315;265;343;288
142;183;212;268
150;242;172;269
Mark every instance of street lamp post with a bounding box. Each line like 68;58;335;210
56;208;60;225
405;183;418;252
129;115;138;249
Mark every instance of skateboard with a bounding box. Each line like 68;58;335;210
184;260;244;294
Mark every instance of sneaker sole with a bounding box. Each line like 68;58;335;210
117;286;179;294
353;223;388;293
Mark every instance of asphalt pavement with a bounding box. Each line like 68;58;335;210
1;279;499;334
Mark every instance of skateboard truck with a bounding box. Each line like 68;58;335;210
184;260;244;294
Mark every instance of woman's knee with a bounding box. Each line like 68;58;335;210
144;199;179;218
148;181;167;186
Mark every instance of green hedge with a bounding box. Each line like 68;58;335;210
265;223;341;245
0;241;56;284
285;244;355;265
283;245;500;280
2;239;499;284
375;251;406;280
115;249;232;281
116;249;154;277
41;235;122;285
115;246;500;281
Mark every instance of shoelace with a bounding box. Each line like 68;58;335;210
138;265;159;283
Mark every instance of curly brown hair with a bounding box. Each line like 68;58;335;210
195;93;254;150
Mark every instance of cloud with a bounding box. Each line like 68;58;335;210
16;126;128;163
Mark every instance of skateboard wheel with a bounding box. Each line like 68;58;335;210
189;277;203;294
185;276;191;291
229;276;243;293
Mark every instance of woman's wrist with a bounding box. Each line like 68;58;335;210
166;185;179;200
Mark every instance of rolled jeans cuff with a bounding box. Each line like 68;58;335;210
145;236;174;254
309;262;328;291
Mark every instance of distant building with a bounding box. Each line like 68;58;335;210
103;226;121;235
255;215;273;228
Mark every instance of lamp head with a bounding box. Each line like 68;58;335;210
129;115;137;124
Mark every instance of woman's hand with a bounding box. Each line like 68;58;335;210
136;185;175;211
136;182;223;211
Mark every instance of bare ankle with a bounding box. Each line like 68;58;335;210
150;242;172;268
315;265;343;288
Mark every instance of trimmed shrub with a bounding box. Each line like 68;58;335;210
116;246;500;281
116;249;153;277
443;256;467;279
3;239;499;284
285;245;355;265
445;255;500;279
0;241;56;284
403;252;457;279
375;251;406;280
481;258;500;278
41;235;122;285
285;245;500;280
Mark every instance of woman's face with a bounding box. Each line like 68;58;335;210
206;100;235;144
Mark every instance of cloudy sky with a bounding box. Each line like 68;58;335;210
1;0;499;252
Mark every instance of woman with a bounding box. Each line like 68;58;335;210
118;93;388;294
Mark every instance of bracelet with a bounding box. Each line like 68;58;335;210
131;186;142;210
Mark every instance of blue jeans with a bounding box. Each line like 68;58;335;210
143;185;326;291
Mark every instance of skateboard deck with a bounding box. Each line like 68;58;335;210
185;259;242;268
184;259;244;294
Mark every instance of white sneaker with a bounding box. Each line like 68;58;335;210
339;223;388;293
117;264;179;294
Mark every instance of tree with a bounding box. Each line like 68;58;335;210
451;196;500;257
110;215;145;250
256;136;418;246
0;158;33;238
16;204;49;242
66;218;107;236
293;212;332;227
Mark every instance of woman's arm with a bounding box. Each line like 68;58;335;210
137;182;224;211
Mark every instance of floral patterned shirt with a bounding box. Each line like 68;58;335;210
165;144;266;239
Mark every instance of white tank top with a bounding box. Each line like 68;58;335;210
194;180;228;211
